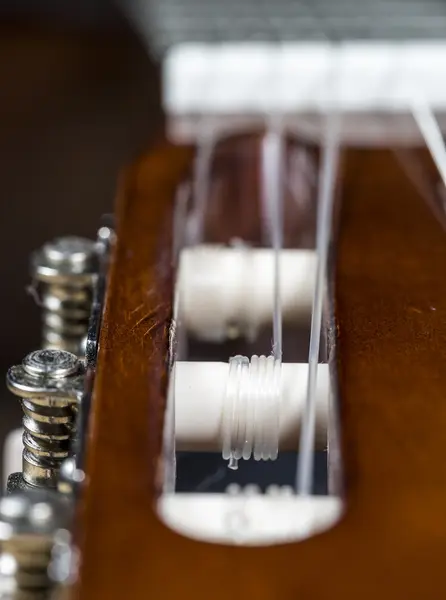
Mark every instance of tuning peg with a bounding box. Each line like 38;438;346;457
30;236;98;357
0;489;73;598
6;349;84;491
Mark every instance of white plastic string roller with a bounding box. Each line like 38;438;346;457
174;360;329;455
178;246;316;342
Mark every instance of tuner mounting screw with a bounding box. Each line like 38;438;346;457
6;349;84;489
31;236;98;358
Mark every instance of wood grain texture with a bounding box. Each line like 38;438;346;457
76;145;446;600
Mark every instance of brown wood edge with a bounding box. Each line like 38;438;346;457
73;141;193;598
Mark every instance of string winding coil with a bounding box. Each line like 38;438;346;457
222;355;281;469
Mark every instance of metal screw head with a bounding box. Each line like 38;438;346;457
58;458;85;495
0;496;28;522
0;491;72;538
42;237;97;271
32;236;98;281
22;350;79;379
97;226;114;244
29;502;54;528
8;349;83;401
59;459;77;483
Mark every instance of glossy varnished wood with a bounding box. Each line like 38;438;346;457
77;145;446;600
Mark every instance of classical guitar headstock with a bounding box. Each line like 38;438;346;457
4;1;446;599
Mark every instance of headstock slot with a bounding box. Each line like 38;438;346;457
157;120;343;545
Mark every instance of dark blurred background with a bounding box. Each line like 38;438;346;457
0;0;159;479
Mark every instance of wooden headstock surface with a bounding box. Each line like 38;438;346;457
75;142;446;600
